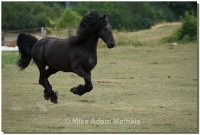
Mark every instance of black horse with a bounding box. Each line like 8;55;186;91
17;11;115;104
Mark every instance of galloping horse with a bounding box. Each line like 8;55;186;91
17;11;115;104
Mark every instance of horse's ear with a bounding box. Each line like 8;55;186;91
102;14;106;19
99;14;106;21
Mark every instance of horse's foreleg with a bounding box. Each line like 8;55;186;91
38;65;58;104
71;67;93;96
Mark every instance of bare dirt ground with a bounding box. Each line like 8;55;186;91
1;43;198;133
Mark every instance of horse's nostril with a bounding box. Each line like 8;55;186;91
111;43;115;47
108;43;115;49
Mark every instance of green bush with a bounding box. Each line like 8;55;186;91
162;11;197;43
55;9;81;29
177;11;197;41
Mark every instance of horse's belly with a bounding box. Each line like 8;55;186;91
47;60;72;72
44;44;72;72
45;53;72;72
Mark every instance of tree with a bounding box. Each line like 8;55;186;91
2;2;197;31
55;9;81;29
2;2;63;30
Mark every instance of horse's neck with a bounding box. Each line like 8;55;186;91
85;34;99;52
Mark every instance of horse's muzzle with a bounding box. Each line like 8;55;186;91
107;43;115;49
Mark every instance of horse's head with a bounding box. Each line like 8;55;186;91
98;15;115;49
77;11;115;48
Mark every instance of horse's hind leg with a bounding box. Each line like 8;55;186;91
70;67;93;96
45;67;58;88
43;67;58;100
37;65;58;103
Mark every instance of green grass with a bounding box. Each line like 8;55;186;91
2;23;198;133
113;22;181;47
2;51;19;68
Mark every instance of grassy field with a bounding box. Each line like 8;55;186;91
1;23;198;133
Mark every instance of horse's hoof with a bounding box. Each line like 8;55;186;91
44;94;49;100
70;87;76;93
70;87;84;96
44;93;49;100
50;99;58;104
49;92;58;104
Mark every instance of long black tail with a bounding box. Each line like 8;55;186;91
17;33;38;70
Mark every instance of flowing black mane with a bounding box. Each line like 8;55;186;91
69;11;107;44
